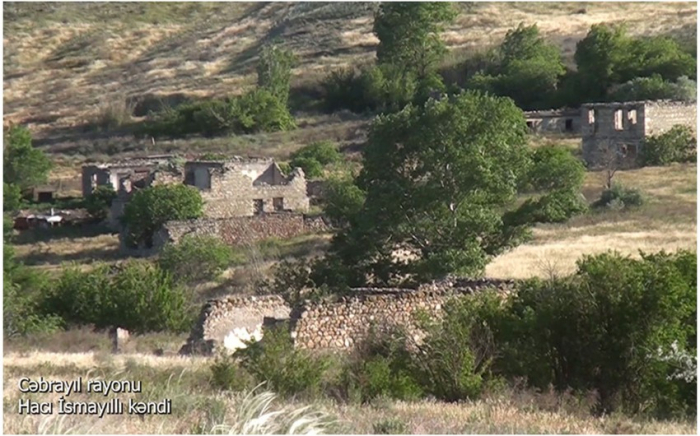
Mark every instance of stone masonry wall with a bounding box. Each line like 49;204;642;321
645;101;697;136
180;295;290;355
152;212;330;250
180;278;516;355
289;278;516;350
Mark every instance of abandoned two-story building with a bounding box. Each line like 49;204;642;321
580;100;697;167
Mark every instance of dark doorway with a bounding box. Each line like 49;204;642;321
565;119;573;132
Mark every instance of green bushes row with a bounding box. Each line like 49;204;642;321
42;261;197;334
142;89;295;138
638;125;696;168
210;250;697;419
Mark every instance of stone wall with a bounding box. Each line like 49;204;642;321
151;212;330;250
289;278;516;350
180;295;290;355
180;278;516;355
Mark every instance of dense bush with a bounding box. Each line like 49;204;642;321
4;182;23;212
84;185;117;221
233;323;330;398
209;354;256;392
143;89;295;138
289;141;342;178
337;328;422;403
158;235;240;284
593;183;645;210
122;184;203;248
322;176;366;227
490;251;697;416
638;125;696;167
42;261;196;333
609;75;697;102
322;65;419;114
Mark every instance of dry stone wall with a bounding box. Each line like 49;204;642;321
152;212;330;249
289;278;516;350
180;295;290;355
180;278;516;355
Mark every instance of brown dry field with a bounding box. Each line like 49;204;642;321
3;2;697;158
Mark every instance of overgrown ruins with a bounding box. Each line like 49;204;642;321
180;278;517;355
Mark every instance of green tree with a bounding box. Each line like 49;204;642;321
467;24;565;109
621;36;697;82
574;24;631;102
322;176;366;228
158;235;238;284
256;43;298;107
122;184;203;247
322;91;532;286
3;125;52;194
3;182;23;212
85;185;117;221
374;2;456;78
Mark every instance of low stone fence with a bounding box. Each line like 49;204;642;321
120;212;331;255
289;278;516;350
180;278;516;355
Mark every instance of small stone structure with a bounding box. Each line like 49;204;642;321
180;278;516;355
523;108;581;134
109;327;131;354
581;100;697;167
180;295;291;355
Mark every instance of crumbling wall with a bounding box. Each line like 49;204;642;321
289;278;516;350
180;278;516;355
524;110;581;134
645;101;697;136
150;212;329;250
180;295;290;355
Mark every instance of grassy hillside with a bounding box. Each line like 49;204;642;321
3;2;697;159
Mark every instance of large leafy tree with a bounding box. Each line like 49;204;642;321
3;125;52;194
574;24;631;102
122;184;203;247
322;91;534;286
467;24;565;110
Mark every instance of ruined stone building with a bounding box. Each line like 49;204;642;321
81;156;310;229
523;108;581;134
581;100;697;167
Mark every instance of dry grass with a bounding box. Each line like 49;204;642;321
2;351;695;434
3;2;695;158
13;233;122;270
487;163;696;279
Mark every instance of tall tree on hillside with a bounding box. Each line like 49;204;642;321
3;125;52;195
257;42;298;107
374;1;456;100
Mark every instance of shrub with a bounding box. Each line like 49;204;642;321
4;182;24;212
506;190;588;226
84;185;117;221
158;235;239;284
593;183;645;210
122;184;203;248
609;75;697;102
373;418;409;434
492;251;697;416
233;323;330;398
322;176;366;227
289;141;342;179
143;89;295;139
43;261;196;334
638;125;696;167
210;355;256;392
4;272;63;338
3;125;52;193
339;328;422;403
412;293;503;402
